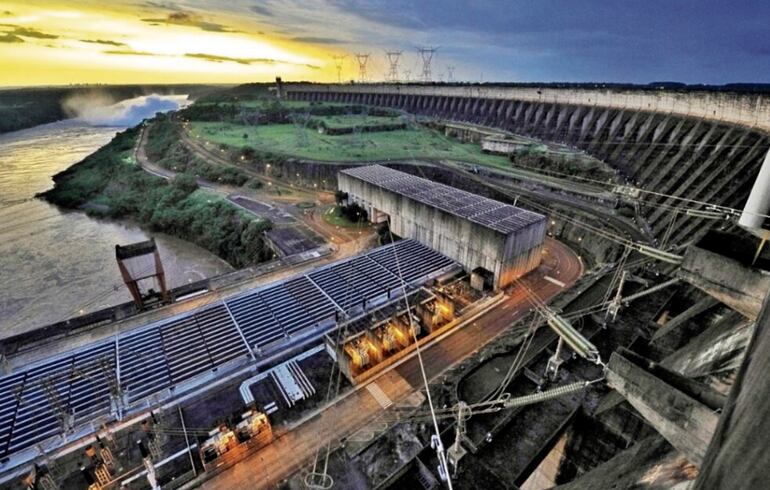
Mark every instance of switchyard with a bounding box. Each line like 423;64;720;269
0;239;465;484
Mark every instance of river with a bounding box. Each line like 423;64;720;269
0;116;233;338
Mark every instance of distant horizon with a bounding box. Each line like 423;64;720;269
3;80;770;91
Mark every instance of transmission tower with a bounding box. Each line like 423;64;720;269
446;65;456;83
385;50;402;82
355;53;370;82
418;47;438;82
332;55;346;83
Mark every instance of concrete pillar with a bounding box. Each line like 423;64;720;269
606;351;722;467
638;118;692;185
537;103;556;139
631;116;674;179
615;112;657;172
661;312;753;378
563;105;585;145
677;246;770;320
595;110;628;160
651;296;720;344
584;108;610;153
650;127;739;217
671;136;767;244
694;284;770;489
647;124;719;213
551;104;574;142
530;102;548;134
578;106;599;143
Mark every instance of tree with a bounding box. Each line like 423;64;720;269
334;190;349;205
171;173;199;195
340;202;368;223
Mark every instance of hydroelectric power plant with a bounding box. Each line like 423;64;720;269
1;78;769;490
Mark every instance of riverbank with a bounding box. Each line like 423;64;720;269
0;120;234;334
39;125;274;269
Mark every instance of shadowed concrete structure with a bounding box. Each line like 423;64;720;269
338;165;546;289
285;83;770;245
677;245;770;320
605;350;724;467
694;276;770;488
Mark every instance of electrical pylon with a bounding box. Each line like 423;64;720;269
418;47;438;82
385;50;402;82
355;53;370;82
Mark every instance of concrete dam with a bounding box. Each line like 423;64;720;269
284;83;770;246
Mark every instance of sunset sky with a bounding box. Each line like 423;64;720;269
1;1;768;87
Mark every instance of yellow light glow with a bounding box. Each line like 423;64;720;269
0;1;355;86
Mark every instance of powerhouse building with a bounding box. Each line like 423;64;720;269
338;165;547;289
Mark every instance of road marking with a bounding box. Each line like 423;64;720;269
544;276;566;287
366;382;392;409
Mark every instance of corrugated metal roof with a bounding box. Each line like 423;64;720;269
341;165;544;234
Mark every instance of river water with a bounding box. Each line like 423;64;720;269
0;119;233;338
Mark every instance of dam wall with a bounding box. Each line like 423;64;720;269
285;84;770;246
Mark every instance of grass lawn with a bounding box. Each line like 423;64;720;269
188;121;512;167
323;205;367;228
315;114;399;128
197;100;350;110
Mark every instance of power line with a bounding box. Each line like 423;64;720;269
382;199;453;488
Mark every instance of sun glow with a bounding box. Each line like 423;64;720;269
0;1;352;86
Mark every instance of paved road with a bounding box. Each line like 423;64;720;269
199;238;582;489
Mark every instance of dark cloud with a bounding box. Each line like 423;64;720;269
141;11;239;33
105;49;157;56
184;52;279;65
0;26;59;39
290;36;346;45
319;0;770;83
80;38;127;47
184;52;320;69
142;1;181;11
2;11;12;16
102;49;315;68
249;5;273;16
0;33;23;43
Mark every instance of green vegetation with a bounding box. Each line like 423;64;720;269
40;127;273;268
181;96;614;184
323;204;368;227
313;115;397;129
188;121;512;166
147;115;262;188
179;99;396;126
510;145;615;182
